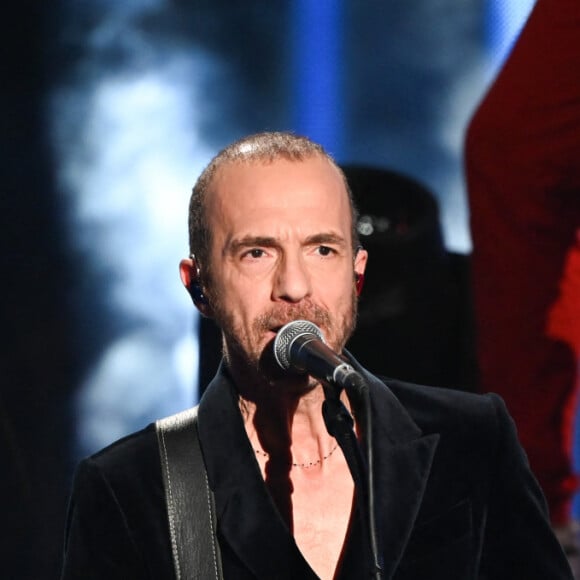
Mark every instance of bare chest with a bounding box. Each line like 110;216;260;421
291;470;355;580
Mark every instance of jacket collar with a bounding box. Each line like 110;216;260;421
352;359;440;578
197;360;439;579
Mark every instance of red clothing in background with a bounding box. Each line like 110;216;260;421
465;0;580;524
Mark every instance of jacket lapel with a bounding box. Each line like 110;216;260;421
357;366;440;579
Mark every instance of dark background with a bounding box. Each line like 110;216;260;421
1;2;76;577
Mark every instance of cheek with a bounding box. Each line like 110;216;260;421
315;269;355;302
217;277;271;328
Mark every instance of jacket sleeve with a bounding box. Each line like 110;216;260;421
480;394;573;579
60;458;151;580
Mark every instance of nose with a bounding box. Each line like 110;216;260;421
272;252;312;303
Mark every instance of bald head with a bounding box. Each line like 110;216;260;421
187;132;360;274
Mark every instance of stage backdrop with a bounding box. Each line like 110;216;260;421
0;0;536;577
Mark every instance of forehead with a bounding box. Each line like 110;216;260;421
206;156;352;236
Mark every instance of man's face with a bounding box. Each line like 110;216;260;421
204;155;368;386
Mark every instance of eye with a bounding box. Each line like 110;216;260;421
317;245;335;257
242;248;266;259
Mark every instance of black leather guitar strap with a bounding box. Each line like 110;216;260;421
155;406;223;580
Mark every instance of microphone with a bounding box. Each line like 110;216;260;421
273;320;366;392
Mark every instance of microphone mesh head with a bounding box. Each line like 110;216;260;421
273;320;325;370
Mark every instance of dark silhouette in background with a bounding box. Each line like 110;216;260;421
344;166;477;392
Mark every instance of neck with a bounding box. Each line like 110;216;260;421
223;347;353;464
233;366;355;533
239;379;352;464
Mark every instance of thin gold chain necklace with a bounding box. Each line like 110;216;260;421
254;442;339;468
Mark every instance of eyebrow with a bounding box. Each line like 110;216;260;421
304;232;347;247
227;236;279;255
227;232;347;255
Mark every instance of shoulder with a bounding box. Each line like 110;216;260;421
374;376;513;456
73;424;161;501
63;427;174;577
382;376;505;424
68;423;167;549
88;423;159;473
372;375;537;502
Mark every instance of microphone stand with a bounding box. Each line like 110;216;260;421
321;375;383;580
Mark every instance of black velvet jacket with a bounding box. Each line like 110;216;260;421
61;359;572;579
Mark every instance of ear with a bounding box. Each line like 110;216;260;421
179;257;195;288
179;258;214;317
354;247;368;276
354;248;368;296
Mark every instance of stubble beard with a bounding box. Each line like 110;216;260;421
210;290;358;395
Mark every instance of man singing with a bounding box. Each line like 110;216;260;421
61;132;571;579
